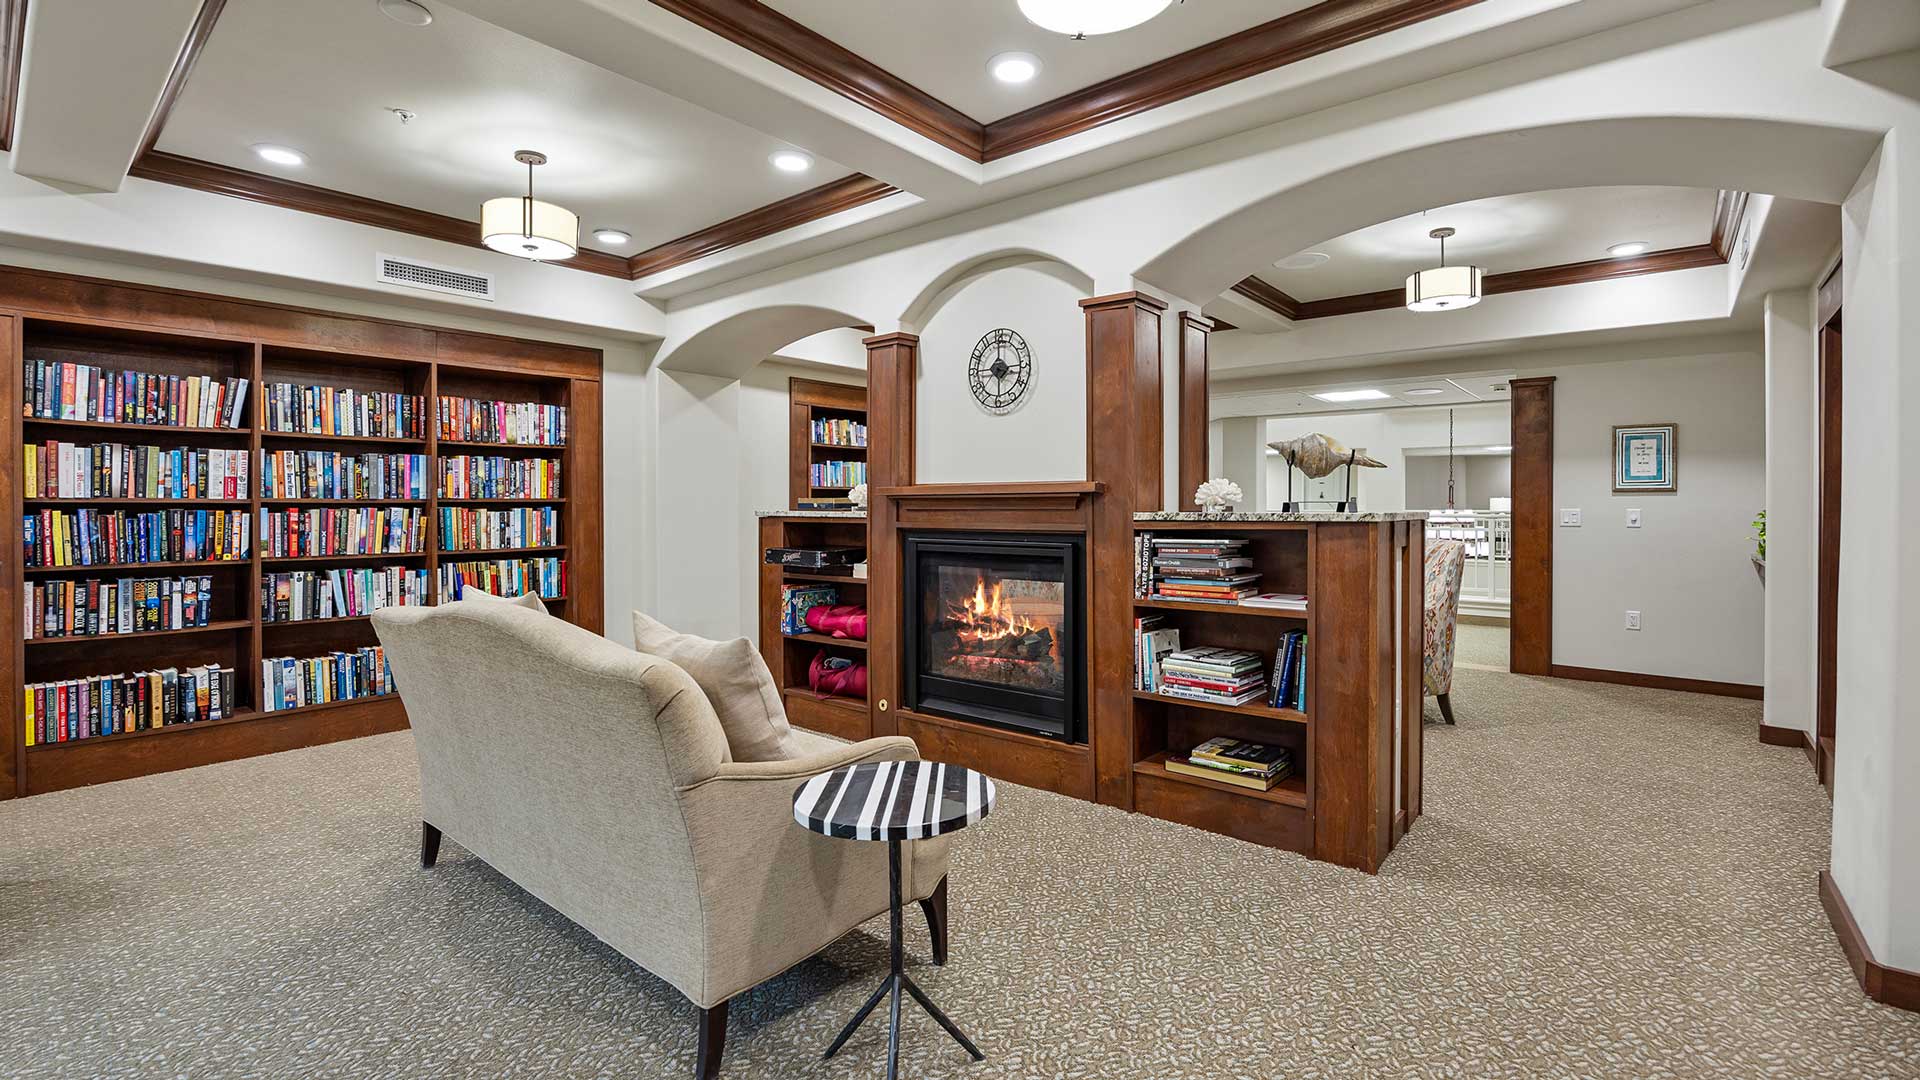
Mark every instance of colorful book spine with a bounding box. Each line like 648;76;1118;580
260;566;430;622
258;506;424;558
262;383;423;438
258;450;427;500
437;507;559;551
437;455;561;499
436;397;568;446
438;557;566;600
22;508;250;567
21;360;248;428
809;460;868;488
26;574;215;637
809;417;867;446
260;648;393;712
24;665;235;742
24;442;249;499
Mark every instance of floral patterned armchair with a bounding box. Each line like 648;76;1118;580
1423;539;1467;724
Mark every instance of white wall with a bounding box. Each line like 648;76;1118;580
916;265;1087;483
1526;340;1767;686
1763;287;1821;736
1257;403;1511;512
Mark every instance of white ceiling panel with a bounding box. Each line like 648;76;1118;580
155;0;855;253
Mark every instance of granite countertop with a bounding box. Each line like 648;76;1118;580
1135;510;1429;523
756;509;868;519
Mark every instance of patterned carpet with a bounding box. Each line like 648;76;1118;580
4;667;1918;1079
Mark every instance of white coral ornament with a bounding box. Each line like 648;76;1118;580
849;483;869;509
1194;478;1243;516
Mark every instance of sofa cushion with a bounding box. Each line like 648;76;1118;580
455;586;548;613
632;611;801;763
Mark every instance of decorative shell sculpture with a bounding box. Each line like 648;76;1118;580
1267;433;1387;479
1193;477;1244;516
848;482;869;509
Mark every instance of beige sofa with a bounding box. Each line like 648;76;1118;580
371;598;950;1079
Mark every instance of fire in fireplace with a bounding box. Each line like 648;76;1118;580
904;533;1085;742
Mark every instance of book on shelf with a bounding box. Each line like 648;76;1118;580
261;647;394;713
259;506;424;558
1142;535;1265;606
24;508;251;567
261;450;427;500
438;506;559;551
263;382;423;439
23;359;248;429
1241;592;1308;611
438;454;561;500
1268;630;1309;711
1156;646;1269;705
440;557;567;600
24;664;236;745
809;460;867;488
26;574;216;638
809;417;866;447
261;566;430;623
764;546;863;569
26;441;249;500
781;585;840;636
437;397;567;446
1132;614;1181;691
1163;736;1295;791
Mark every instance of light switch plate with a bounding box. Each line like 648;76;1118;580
1627;509;1642;528
1560;509;1582;526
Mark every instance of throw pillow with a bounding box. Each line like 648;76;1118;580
457;585;547;613
631;610;799;762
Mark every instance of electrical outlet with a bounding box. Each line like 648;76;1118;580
1627;509;1642;528
1625;610;1641;631
1560;508;1582;527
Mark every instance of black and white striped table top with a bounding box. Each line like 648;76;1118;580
792;761;996;842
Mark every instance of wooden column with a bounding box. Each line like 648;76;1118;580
1312;523;1397;872
1081;292;1165;807
864;332;918;737
1177;312;1212;510
1510;376;1555;676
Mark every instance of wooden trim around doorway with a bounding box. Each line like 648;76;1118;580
1509;376;1554;675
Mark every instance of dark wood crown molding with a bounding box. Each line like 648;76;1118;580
1233;243;1726;322
626;173;899;280
649;0;1484;163
0;0;25;153
1711;189;1751;262
139;0;227;160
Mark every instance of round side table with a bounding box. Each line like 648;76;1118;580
792;760;995;1080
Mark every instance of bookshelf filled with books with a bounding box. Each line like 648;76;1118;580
3;270;603;799
788;377;867;510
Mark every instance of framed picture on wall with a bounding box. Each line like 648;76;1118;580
1613;424;1677;492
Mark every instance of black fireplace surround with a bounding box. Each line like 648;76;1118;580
903;532;1086;743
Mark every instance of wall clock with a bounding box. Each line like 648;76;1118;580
968;328;1033;414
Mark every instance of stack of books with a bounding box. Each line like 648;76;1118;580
438;455;561;500
810;417;866;446
441;557;566;600
261;647;394;712
1157;646;1267;706
24;359;249;429
261;566;430;623
438;397;568;446
26;665;238;744
25;508;251;567
265;383;423;439
1268;630;1309;710
27;442;250;500
1165;736;1295;792
1146;537;1260;604
28;575;217;638
438;506;559;551
259;506;424;558
261;450;426;500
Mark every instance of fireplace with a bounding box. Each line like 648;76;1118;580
903;533;1085;742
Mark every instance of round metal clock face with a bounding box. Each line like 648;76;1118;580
968;328;1033;413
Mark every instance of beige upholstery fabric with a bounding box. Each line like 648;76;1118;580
632;610;801;763
372;602;948;1009
454;587;548;613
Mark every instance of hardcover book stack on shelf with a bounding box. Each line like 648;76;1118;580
440;557;567;600
1157;646;1269;706
1268;630;1309;711
1164;736;1295;792
1143;536;1260;604
24;359;249;428
809;460;866;489
25;508;250;567
27;575;217;638
438;397;568;446
439;455;560;499
261;647;394;713
810;417;866;446
263;383;423;439
260;450;426;500
438;506;558;551
26;442;249;499
26;665;238;745
259;506;424;558
262;566;429;623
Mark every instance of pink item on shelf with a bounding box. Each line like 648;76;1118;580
804;603;868;641
808;653;868;699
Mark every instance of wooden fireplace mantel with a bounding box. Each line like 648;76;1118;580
877;481;1103;501
878;482;1104;530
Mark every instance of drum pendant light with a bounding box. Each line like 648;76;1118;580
1405;227;1484;312
481;150;579;261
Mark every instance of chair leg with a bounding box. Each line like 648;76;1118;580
1437;693;1456;725
421;822;442;868
696;1001;728;1080
918;875;949;966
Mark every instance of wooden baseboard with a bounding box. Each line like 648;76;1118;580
1759;722;1811;748
1820;870;1920;1012
1549;664;1763;700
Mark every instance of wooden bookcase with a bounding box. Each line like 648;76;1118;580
788;377;867;507
756;513;872;743
1;265;603;798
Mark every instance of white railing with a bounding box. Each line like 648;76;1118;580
1424;510;1511;610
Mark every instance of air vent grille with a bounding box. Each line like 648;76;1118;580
375;254;494;301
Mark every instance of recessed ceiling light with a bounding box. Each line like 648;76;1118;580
252;144;306;167
1273;251;1331;271
1485;445;1513;452
1018;0;1172;36
377;0;434;27
1312;389;1391;403
592;228;631;246
1402;387;1446;397
988;52;1041;84
1607;241;1651;257
769;150;814;174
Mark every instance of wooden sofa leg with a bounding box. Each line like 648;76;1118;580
919;875;949;966
696;1001;728;1080
1437;693;1456;725
421;822;442;868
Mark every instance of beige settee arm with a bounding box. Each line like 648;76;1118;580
681;734;919;788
